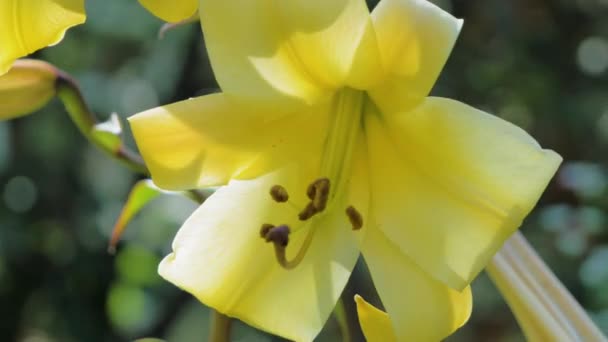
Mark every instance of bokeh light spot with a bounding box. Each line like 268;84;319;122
576;36;608;76
107;282;156;336
558;162;606;199
580;247;608;288
3;176;38;213
115;245;162;286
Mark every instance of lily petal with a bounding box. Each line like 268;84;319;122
354;295;397;342
368;0;462;113
158;166;361;342
199;0;328;111
366;97;561;290
138;0;197;23
128;93;328;190
275;0;383;89
360;227;472;341
0;0;85;75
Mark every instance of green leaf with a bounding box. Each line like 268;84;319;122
109;179;162;253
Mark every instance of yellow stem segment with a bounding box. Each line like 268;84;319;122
487;231;607;342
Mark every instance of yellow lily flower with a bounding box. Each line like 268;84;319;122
0;0;85;75
128;0;562;340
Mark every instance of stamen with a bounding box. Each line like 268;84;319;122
346;205;363;230
298;202;318;221
306;182;316;200
259;223;274;238
270;185;289;203
264;224;290;247
310;178;330;211
272;224;318;270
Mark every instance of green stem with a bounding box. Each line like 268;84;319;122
54;69;208;245
334;298;352;342
488;231;607;342
54;71;148;174
209;310;232;342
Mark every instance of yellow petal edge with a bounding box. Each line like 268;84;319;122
355;295;398;342
138;0;197;23
0;0;85;75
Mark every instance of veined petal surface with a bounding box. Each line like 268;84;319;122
275;0;383;89
128;93;329;190
368;0;462;113
354;295;397;342
366;98;561;290
0;0;85;75
361;227;472;341
138;0;197;23
158;166;363;342
199;0;327;110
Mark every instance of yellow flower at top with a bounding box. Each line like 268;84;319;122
138;0;198;23
0;0;195;76
0;0;85;75
128;0;562;341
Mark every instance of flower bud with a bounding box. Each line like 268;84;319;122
0;59;58;120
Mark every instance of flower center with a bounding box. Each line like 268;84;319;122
260;88;365;269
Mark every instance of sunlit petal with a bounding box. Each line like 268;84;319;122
198;0;328;111
0;0;85;75
366;97;561;290
361;227;472;341
368;0;462;113
138;0;197;23
354;295;397;342
128;93;329;190
275;0;383;89
158;167;361;341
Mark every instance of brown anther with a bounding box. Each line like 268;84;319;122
260;223;274;238
265;225;290;247
346;206;363;230
298;202;318;221
311;178;330;211
270;185;289;203
306;182;316;200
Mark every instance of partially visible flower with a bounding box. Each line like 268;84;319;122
352;219;474;341
0;0;85;75
355;294;472;342
0;59;58;119
0;0;194;76
487;232;608;342
129;0;562;341
355;295;398;342
138;0;197;23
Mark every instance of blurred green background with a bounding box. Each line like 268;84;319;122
1;0;608;341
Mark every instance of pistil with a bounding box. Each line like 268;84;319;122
260;222;317;270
